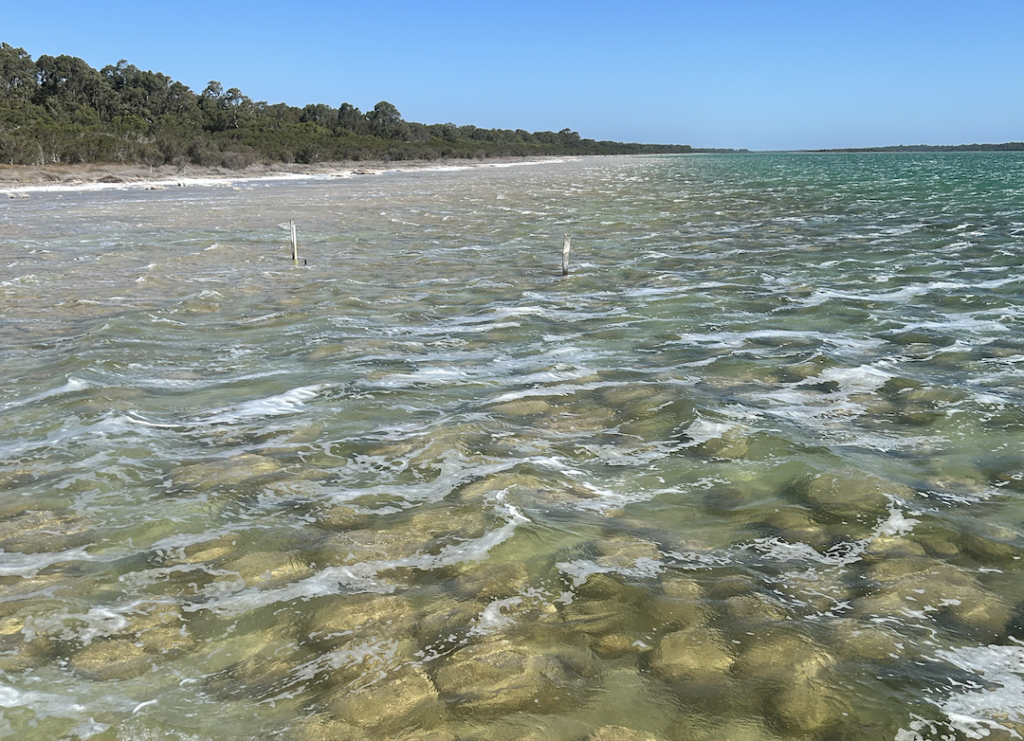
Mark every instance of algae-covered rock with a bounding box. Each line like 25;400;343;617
772;680;843;735
316;504;372;531
592;633;645;657
326;665;446;734
171;453;281;491
857;557;1012;636
958;526;1022;564
170;534;239;564
587;726;661;741
320;526;430;565
225;550;311;589
432;636;598;715
491;398;551;417
789;470;913;521
0;614;54;671
649;627;733;683
70;637;155;680
125;603;196;654
452;562;530;601
416;595;482;644
294;715;456;741
719;593;788;625
305;593;417;645
660;574;705;601
734;629;833;685
594;535;663;570
454;469;598;508
758;507;830;551
647;574;709;631
692;429;749;460
679;719;784;741
0;509;91;553
562;574;651;636
829;621;903;661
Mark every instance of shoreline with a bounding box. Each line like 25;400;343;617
0;156;568;195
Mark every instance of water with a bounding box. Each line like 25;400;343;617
1;153;1023;740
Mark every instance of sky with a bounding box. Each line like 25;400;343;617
3;0;1021;150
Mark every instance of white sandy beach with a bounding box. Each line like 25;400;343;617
0;156;567;195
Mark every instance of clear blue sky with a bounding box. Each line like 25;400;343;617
4;0;1021;150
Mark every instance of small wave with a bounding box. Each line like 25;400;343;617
197;384;328;424
1;377;90;412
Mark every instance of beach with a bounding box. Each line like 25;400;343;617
0;155;562;192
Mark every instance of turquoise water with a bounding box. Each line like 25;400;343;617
1;153;1023;740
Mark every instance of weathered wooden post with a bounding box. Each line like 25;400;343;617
290;220;299;263
562;234;571;276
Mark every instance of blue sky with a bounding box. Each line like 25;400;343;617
4;0;1021;150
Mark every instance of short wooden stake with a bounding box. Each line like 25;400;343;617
562;234;571;276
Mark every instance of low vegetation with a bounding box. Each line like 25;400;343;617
0;43;693;168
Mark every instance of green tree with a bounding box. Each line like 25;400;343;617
0;43;38;102
337;102;366;133
366;100;408;140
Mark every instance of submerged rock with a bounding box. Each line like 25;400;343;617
432;636;599;715
788;470;913;522
70;637;155;680
305;593;418;646
0;509;91;554
587;726;661;741
691;429;749;460
451;562;530;601
490;398;551;417
320;527;431;566
856;557;1012;636
734;628;834;685
170;453;282;491
225;550;312;589
757;506;830;551
649;626;733;683
593;535;663;571
325;665;446;734
829;620;904;661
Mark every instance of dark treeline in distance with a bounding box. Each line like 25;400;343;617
812;143;1024;153
0;43;692;168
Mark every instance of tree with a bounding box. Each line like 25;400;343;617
366;100;408;140
0;43;38;102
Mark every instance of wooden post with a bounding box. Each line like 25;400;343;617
562;234;571;276
290;220;298;263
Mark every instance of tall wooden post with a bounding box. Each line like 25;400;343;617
290;220;298;263
562;234;571;276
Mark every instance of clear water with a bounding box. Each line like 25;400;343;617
1;153;1023;740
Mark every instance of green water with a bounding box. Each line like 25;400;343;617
1;153;1023;740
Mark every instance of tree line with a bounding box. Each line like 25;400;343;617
812;143;1024;153
0;43;693;168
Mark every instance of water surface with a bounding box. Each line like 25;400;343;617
1;153;1023;740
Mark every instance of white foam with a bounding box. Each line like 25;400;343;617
681;417;737;446
749;503;919;566
0;682;132;737
933;642;1024;739
2;377;90;411
198;384;328;424
0;546;96;578
469;596;524;635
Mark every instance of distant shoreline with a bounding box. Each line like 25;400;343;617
0;156;567;194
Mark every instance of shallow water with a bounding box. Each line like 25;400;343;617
1;153;1023;740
